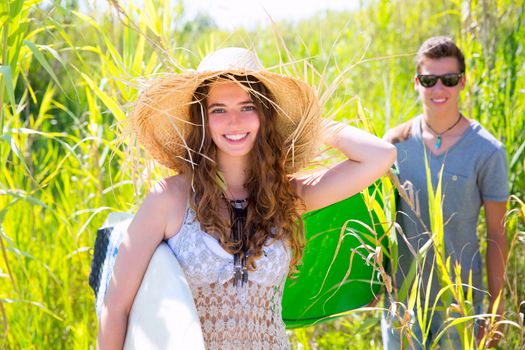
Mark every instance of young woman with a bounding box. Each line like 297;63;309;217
97;47;396;349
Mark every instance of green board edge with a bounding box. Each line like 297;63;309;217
282;184;387;329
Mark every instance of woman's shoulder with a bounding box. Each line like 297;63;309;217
145;174;191;239
149;174;191;200
138;175;190;222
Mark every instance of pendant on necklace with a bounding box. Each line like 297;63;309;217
435;135;442;149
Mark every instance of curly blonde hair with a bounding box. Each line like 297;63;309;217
180;75;305;274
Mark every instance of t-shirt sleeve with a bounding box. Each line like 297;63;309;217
478;146;509;202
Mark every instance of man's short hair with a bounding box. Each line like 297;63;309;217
416;36;465;73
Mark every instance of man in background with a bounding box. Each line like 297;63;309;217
382;36;508;348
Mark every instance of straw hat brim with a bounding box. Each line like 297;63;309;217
131;69;322;173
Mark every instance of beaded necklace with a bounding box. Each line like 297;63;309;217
226;197;250;289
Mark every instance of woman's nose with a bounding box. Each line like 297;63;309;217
227;111;242;126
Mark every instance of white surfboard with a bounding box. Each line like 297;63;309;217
123;242;205;350
96;213;205;350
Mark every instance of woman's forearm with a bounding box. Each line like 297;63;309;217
97;307;128;350
295;121;396;212
324;121;397;165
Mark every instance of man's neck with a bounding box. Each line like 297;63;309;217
423;108;461;133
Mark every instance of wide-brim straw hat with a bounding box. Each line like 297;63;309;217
131;47;322;173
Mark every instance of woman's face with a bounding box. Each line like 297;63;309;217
207;80;261;162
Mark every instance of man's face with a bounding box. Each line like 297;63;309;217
415;57;466;115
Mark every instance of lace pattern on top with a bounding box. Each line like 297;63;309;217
194;281;289;350
167;206;291;349
167;207;291;287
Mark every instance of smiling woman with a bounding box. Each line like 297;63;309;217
96;47;396;349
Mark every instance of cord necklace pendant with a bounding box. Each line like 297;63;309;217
424;114;462;149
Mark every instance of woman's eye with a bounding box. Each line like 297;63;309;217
210;108;225;114
242;105;256;112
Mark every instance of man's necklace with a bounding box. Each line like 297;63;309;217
423;114;462;149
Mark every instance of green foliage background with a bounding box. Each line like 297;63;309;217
0;0;524;348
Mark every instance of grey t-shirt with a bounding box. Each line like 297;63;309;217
389;116;508;304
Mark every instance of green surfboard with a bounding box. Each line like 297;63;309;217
282;185;387;328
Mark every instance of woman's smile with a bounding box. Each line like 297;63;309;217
223;132;250;142
207;80;261;160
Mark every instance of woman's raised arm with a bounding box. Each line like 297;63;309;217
295;121;396;213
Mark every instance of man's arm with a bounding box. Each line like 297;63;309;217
485;200;507;310
479;200;507;347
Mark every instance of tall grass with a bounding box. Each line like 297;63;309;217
0;0;524;348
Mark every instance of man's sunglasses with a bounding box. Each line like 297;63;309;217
416;73;464;88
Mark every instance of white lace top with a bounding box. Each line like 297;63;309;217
167;206;291;350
